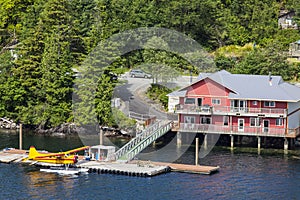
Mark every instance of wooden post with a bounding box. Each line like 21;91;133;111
152;141;156;147
177;132;182;147
284;138;288;154
203;134;208;150
230;135;234;150
19;124;22;150
257;136;261;155
195;138;199;166
100;128;103;145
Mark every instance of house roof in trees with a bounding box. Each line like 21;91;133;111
278;10;295;18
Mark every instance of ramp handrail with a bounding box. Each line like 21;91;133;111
125;121;173;161
114;120;173;161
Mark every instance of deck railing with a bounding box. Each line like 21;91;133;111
175;104;287;116
178;123;296;137
114;120;173;161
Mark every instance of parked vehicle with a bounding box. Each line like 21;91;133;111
104;70;118;81
129;69;152;78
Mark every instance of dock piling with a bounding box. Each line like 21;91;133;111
257;136;261;155
99;128;103;145
177;132;182;147
195;138;199;166
284;138;288;154
230;135;234;150
19;124;22;150
203;134;207;150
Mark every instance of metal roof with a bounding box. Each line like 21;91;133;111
209;71;300;102
167;89;187;97
173;70;300;102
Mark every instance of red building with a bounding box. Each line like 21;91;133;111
169;70;300;150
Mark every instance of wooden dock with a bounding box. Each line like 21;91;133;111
0;149;27;163
152;162;219;175
0;149;219;176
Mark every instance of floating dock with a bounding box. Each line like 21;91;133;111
0;149;219;176
151;162;220;175
0;149;27;163
77;161;170;177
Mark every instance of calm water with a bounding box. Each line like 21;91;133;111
1;130;300;200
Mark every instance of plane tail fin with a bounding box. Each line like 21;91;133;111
28;146;40;159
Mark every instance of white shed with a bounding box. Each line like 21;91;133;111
89;145;116;161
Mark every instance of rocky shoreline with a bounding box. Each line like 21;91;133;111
34;123;134;138
0;118;134;138
0;118;19;129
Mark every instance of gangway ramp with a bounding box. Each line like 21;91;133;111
115;120;173;162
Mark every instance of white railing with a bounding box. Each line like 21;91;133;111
175;104;212;114
125;121;173;161
175;104;287;116
114;120;173;161
179;123;290;137
129;111;156;121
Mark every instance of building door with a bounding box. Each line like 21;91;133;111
239;100;247;112
197;98;202;107
238;119;244;132
263;120;269;133
184;116;195;124
184;116;195;130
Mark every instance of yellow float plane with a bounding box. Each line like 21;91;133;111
25;146;90;165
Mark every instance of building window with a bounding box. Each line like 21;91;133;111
230;100;247;111
264;101;275;107
223;116;229;126
212;99;221;105
184;98;195;105
252;101;257;106
201;117;211;124
276;118;283;126
184;116;195;124
250;118;260;127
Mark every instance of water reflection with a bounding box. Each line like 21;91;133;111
24;169;80;199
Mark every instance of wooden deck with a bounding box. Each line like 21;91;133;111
0;149;27;163
131;160;219;175
152;162;219;175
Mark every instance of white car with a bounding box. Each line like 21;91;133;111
129;69;152;78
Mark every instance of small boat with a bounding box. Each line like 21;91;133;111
40;167;89;175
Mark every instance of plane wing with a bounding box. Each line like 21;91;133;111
33;146;90;159
64;146;90;155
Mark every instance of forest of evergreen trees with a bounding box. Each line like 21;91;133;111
0;0;300;129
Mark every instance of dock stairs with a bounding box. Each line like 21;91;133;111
114;120;173;162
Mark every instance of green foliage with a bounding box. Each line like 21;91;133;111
214;55;236;71
112;108;136;129
214;43;256;57
0;0;300;129
146;84;172;109
233;44;293;80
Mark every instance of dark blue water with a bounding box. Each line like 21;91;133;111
1;131;300;200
